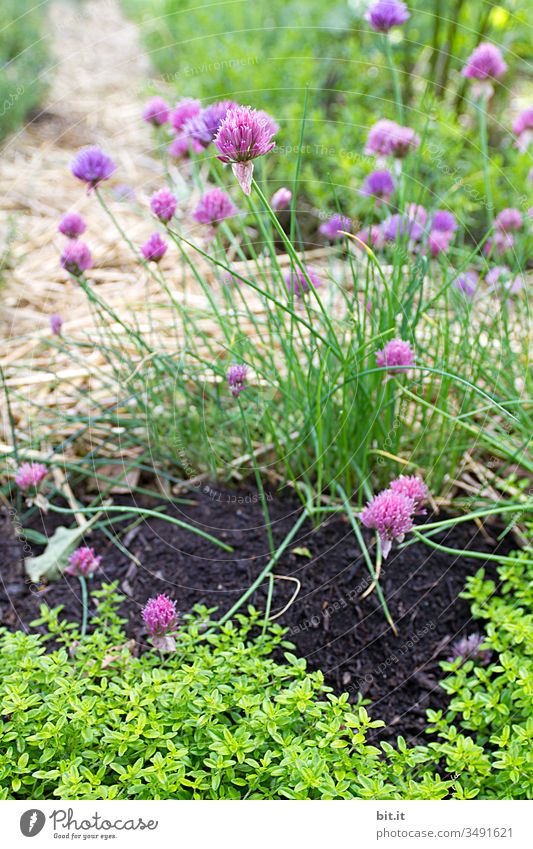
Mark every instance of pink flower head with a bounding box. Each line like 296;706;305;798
150;188;177;223
141;233;167;262
360;489;415;558
15;462;48;491
142;594;178;651
428;229;454;257
58;212;86;239
389;475;428;514
376;338;415;374
432;210;457;232
447;633;492;666
319;213;351;241
483;231;514;257
284;266;322;296
193;188;238;227
360;169;395;201
65;546;102;577
356;224;385;251
462;42;507;81
61;241;92;275
255;110;280;137
494;208;522;233
214;105;277;195
171;98;201;132
71;146;116;189
512;107;533;151
226;363;248;398
142;96;170;126
485;264;510;288
453;270;479;298
168;134;203;158
366;0;410;33
271;187;292;211
202;100;237;139
50;314;63;335
365;119;419;158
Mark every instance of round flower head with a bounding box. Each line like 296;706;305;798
453;271;478;298
356;224;385;251
65;546;102;577
360;489;415;558
58;212;86;239
142;96;170;126
271;187;292;211
193;188;237;228
142;594;178;651
168;134;203;159
432;210;457;232
182;113;214;149
376;338;415;373
150;188;177;223
61;241;92;275
512;107;533;151
365;119;419;158
494;207;522;233
15;462;48;491
226;363;248;398
389;475;428;514
483;231;514;257
284;266;322;296
360;169;395;201
428;230;453;257
319;213;351;241
141;233;167;263
214;105;277;195
384;213;423;242
447;633;492;666
171;98;201;132
366;0;410;33
462;42;507;81
71;146;116;190
50;313;63;335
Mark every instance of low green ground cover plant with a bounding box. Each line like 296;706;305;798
1;540;531;800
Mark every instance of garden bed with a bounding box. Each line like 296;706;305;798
0;486;513;744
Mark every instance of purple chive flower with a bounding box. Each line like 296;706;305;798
428;229;453;257
71;146;116;190
202;100;237;138
227;363;248;398
65;546;102;577
284;266;322;296
389;475;428;514
142;593;179;651
360;489;415;558
376;338;415;374
142;96;170;126
50;314;63;335
271;187;292;211
141;233;168;262
365;119;420;158
453;271;479;298
447;633;492;666
494;208;523;233
432;210;458;232
356;224;385;251
170;98;202;132
319;213;351;241
58;212;86;239
483;231;514;256
61;241;92;275
462;42;507;81
513;107;533;151
15;462;48;491
384;213;423;242
182;113;214;149
360;169;395;201
167;134;202;158
193;188;238;228
255;110;280;136
150;188;177;223
214;105;277;195
366;0;410;33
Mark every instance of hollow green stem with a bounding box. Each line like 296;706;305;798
79;575;89;638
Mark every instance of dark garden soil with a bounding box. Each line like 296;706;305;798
0;485;514;744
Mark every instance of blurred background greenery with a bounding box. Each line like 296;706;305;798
0;0;50;142
123;0;532;219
